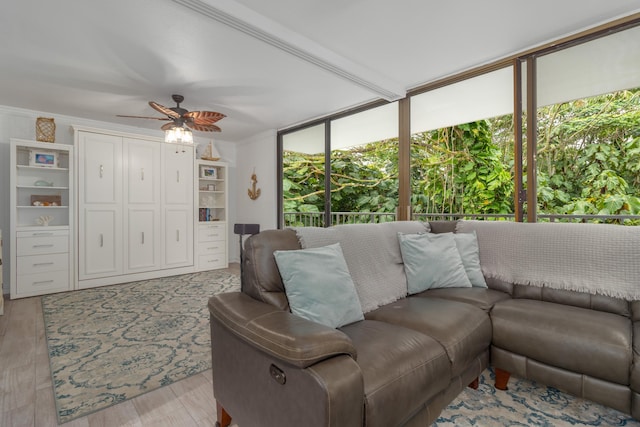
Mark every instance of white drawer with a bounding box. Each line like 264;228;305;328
16;270;70;294
198;254;226;270
17;235;68;256
17;229;69;239
199;224;225;242
17;253;68;274
198;241;226;255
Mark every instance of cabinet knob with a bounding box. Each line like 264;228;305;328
100;233;104;247
141;168;145;181
99;164;104;178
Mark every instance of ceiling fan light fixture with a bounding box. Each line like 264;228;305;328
119;95;225;137
165;125;193;144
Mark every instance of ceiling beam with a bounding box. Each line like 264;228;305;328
172;0;406;101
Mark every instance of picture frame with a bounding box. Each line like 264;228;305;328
200;165;217;179
29;149;57;168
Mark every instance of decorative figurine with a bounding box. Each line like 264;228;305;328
36;215;53;226
248;169;261;200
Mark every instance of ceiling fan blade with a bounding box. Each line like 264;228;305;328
184;110;226;125
116;114;171;120
186;122;222;132
149;101;180;119
161;122;178;131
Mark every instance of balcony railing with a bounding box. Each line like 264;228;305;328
284;211;640;227
284;212;396;227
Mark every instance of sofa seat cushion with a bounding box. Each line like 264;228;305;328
492;299;632;385
364;297;492;377
340;320;450;427
415;287;511;312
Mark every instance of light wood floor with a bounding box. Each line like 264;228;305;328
0;265;240;427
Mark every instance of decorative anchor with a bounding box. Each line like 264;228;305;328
248;169;261;200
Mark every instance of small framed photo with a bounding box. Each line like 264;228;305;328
29;149;57;168
200;166;217;179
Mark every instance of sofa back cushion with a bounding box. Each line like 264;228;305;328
428;220;457;234
242;228;300;310
295;221;431;312
513;284;630;317
456;220;640;303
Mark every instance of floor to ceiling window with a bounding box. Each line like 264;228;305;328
409;67;515;221
532;25;640;224
280;124;326;227
329;102;398;224
279;102;399;227
278;18;640;227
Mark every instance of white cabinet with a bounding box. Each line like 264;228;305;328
126;138;159;204
81;209;120;277
163;145;194;268
125;138;161;273
197;222;227;270
79;132;122;204
165;209;192;267
15;229;70;296
195;160;228;271
127;209;158;271
165;145;193;205
74;127;195;289
10;139;74;298
78;132;123;280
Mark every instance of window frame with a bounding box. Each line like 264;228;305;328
277;15;640;228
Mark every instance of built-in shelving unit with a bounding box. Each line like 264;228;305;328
195;159;228;271
9;139;74;298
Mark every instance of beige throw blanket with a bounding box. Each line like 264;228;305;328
456;220;640;301
294;221;430;312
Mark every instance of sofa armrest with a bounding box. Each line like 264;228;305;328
209;292;357;368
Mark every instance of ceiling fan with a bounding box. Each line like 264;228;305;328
117;94;226;132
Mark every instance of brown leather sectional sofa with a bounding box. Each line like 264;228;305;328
208;220;638;426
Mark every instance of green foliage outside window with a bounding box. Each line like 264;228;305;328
283;88;640;224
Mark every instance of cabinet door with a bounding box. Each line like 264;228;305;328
127;208;158;271
79;132;122;205
164;145;193;205
164;208;192;267
79;208;121;279
126;138;160;205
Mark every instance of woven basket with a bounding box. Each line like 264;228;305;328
36;117;56;143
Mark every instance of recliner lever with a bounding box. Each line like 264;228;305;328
269;364;286;385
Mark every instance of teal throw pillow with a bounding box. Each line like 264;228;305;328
453;231;487;288
398;232;472;294
274;243;364;328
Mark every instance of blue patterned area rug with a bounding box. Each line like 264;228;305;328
435;368;640;426
42;270;240;424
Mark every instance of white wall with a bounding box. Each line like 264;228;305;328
232;129;278;262
0;105;239;295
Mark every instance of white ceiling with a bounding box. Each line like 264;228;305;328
1;0;639;142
